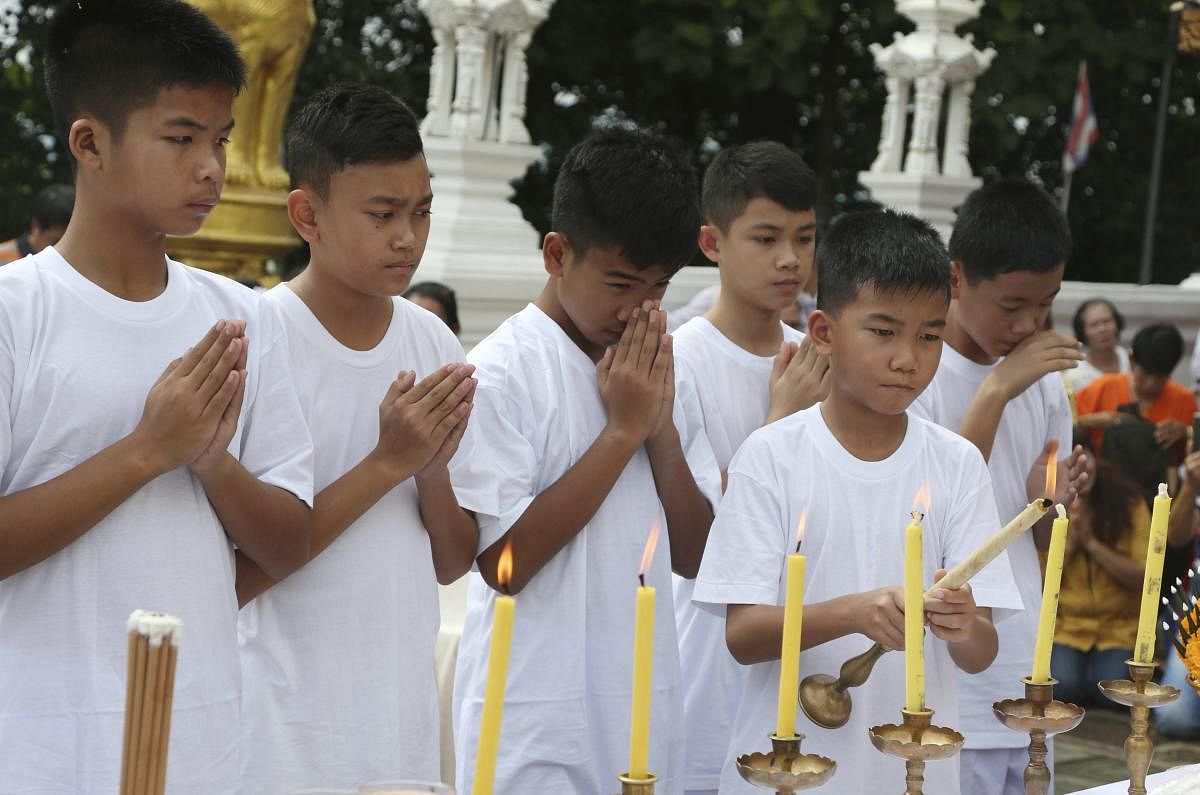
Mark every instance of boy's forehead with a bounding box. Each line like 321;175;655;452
965;264;1064;301
147;83;236;121
577;243;675;281
855;284;949;321
731;196;816;228
330;158;433;200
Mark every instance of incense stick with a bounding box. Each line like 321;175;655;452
119;611;182;795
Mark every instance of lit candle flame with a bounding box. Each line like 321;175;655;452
497;540;513;591
1044;440;1059;499
912;484;932;519
639;523;660;580
795;513;807;554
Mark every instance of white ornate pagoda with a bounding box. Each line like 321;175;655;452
859;0;996;240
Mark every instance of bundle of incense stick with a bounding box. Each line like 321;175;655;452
120;610;182;795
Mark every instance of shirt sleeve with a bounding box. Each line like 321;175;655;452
693;438;789;613
234;300;315;506
942;447;1024;621
0;299;13;478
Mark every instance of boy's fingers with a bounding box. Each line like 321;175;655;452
382;372;415;406
202;370;239;420
597;345;615;378
415;364;470;410
631;307;655;370
406;364;459;403
198;336;242;402
613;309;639;368
651;333;672;385
179;321;227;379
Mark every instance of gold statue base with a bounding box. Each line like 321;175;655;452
869;708;963;795
616;772;657;794
1098;660;1180;795
992;677;1086;795
167;186;298;282
736;732;836;793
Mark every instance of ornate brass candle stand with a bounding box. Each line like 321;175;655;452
1098;660;1180;795
616;772;657;794
868;708;963;795
736;733;836;793
992;677;1085;795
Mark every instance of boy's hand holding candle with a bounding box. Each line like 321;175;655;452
923;570;979;643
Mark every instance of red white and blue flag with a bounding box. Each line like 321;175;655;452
1063;62;1099;175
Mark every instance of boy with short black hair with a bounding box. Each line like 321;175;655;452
451;126;721;794
694;209;1020;795
909;180;1087;794
0;183;75;263
673;141;829;795
234;82;480;792
0;1;314;791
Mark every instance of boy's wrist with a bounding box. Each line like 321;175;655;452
121;431;174;481
191;449;236;485
599;423;647;456
365;446;414;486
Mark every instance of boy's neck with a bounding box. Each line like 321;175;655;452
703;287;786;357
944;301;998;365
289;262;395;352
534;280;605;362
54;197;169;302
819;383;909;462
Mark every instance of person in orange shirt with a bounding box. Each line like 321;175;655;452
0;184;74;264
1076;322;1196;461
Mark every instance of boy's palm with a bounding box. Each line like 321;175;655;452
992;330;1083;399
190;333;250;476
924;569;977;643
377;364;475;481
855;586;906;651
597;308;668;443
767;337;830;424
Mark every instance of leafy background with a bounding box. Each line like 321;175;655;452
2;0;1198;283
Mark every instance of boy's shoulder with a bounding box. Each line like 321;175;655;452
736;405;818;465
468;304;560;377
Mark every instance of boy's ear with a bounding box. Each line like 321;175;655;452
807;308;833;356
697;224;722;265
950;260;965;300
68;117;105;174
286;189;320;245
542;231;570;277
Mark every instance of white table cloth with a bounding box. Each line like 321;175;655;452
1069;763;1200;793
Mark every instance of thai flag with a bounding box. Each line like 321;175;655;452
1063;62;1099;175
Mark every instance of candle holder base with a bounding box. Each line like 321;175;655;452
1098;660;1180;795
616;772;657;795
798;643;887;729
735;733;837;793
992;677;1085;795
869;708;963;795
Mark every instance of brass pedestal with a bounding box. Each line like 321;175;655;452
1098;660;1181;795
736;733;836;793
992;677;1085;795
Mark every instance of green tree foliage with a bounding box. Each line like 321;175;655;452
2;0;1198;283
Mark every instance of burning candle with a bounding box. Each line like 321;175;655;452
1032;504;1069;683
1134;484;1173;665
776;515;807;738
905;487;930;712
628;524;659;780
472;542;515;795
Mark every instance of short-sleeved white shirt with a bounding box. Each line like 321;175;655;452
693;406;1021;795
238;286;475;791
671;316;804;790
450;304;721;795
0;248;313;794
910;343;1072;749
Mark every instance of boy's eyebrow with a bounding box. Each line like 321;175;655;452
746;221;817;233
366;192;435;207
999;286;1062;303
163;117;235;133
604;270;646;283
865;312;903;324
924;318;948;329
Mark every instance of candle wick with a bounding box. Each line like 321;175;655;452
639;573;645;588
501;583;511;596
794;540;803;555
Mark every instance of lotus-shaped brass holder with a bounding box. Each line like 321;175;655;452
868;708;963;795
735;733;837;793
992;677;1085;795
615;772;657;794
1098;660;1180;795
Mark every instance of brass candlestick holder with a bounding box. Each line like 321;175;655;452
868;708;963;795
798;643;887;729
992;677;1085;795
736;733;837;793
1098;660;1180;795
616;772;657;794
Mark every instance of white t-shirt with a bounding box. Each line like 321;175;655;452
1063;345;1129;394
670;316;804;790
238;286;475;792
910;343;1072;749
0;248;313;794
693;406;1021;795
450;304;722;795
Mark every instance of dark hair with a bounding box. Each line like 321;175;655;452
404;281;460;334
1072;298;1126;345
701;141;816;231
44;0;246;144
1129;323;1184;376
1072;428;1145;548
551;126;699;273
287;83;424;200
948;180;1071;283
816;209;950;315
30;184;75;228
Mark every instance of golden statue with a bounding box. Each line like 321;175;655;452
169;0;316;280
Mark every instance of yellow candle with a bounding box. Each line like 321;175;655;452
1031;504;1069;682
628;525;660;780
904;511;925;712
1134;484;1172;664
776;547;806;738
473;544;515;795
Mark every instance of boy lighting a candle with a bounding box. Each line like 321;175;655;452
694;210;1022;795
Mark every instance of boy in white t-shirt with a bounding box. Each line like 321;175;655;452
234;84;480;792
673;142;829;795
908;181;1088;795
694;209;1022;795
0;3;314;792
450;128;722;794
